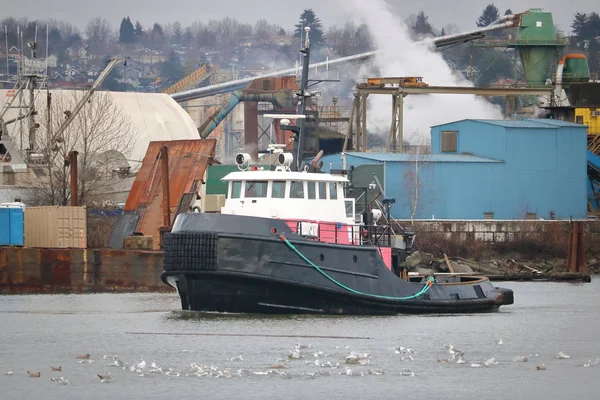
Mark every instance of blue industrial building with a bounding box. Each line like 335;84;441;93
319;119;588;220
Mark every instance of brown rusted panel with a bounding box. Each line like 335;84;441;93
123;139;217;249
40;248;72;286
0;248;8;286
0;247;170;293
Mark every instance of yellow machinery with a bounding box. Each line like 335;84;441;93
365;77;429;88
573;108;600;154
163;65;213;95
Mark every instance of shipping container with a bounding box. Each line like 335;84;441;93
0;204;24;246
24;206;87;248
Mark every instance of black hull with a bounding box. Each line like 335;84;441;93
162;213;514;316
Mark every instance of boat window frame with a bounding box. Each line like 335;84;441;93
290;180;305;199
307;181;316;200
318;181;327;199
329;182;338;200
271;180;287;199
244;180;268;198
230;181;242;199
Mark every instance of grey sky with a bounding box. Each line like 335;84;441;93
2;0;595;35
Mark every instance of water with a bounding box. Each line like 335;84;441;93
1;281;599;400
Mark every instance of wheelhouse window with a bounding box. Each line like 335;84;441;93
272;181;286;198
290;181;304;199
231;181;242;198
307;181;316;199
329;182;338;200
245;181;268;198
318;182;327;199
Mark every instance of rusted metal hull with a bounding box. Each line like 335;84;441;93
0;247;172;293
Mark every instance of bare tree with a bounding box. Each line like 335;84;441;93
86;17;112;52
26;90;134;206
403;135;431;224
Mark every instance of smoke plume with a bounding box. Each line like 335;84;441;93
343;0;503;143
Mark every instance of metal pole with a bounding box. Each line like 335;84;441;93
5;26;8;77
160;145;171;228
295;27;311;171
361;94;367;151
397;94;404;153
388;95;397;152
69;150;78;206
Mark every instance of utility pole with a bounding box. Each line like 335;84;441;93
67;150;78;206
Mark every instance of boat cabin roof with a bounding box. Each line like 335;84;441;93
222;170;349;183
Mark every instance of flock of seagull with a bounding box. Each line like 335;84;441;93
4;338;599;384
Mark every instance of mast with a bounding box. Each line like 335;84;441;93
291;26;311;171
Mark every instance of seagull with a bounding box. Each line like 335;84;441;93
536;364;546;370
556;351;570;359
136;359;147;369
97;373;111;383
76;353;91;359
78;359;94;364
471;363;482;367
107;359;123;367
515;356;529;362
484;358;498;366
288;349;300;359
401;368;414;377
27;371;41;378
497;338;503;345
456;355;467;364
50;366;62;372
448;344;465;357
228;355;243;362
5;369;13;376
51;377;69;385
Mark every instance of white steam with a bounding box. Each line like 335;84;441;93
344;0;503;143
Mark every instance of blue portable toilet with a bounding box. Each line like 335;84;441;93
0;203;24;246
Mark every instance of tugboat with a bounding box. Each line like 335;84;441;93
161;28;514;315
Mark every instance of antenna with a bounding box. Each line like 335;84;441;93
45;24;49;76
4;25;8;77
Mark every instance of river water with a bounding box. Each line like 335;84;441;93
1;280;599;400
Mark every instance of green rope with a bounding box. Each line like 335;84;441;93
280;235;434;301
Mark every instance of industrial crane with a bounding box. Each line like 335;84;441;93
51;57;127;141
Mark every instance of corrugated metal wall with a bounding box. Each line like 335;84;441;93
320;120;588;220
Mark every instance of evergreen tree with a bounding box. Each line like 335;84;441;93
570;12;589;48
477;4;500;27
172;21;183;45
440;27;446;37
587;12;600;38
134;21;144;38
504;9;513;16
413;11;434;36
161;49;184;83
151;23;165;47
278;28;286;36
119;16;135;43
294;9;324;46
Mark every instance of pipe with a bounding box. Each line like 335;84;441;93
197;90;294;139
171;19;519;102
311;150;324;168
554;54;586;107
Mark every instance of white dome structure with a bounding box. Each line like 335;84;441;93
0;89;199;168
